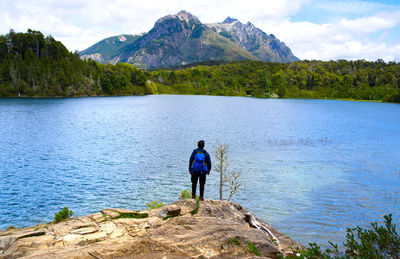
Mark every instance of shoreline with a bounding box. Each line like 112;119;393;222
0;93;391;104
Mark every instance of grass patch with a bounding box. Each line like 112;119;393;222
6;226;16;231
227;237;241;246
113;212;148;219
247;242;261;256
190;199;200;215
163;215;178;221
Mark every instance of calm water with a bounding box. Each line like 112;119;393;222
0;95;399;247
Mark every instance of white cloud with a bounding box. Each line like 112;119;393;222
315;0;393;14
0;0;399;61
264;8;400;61
338;10;400;35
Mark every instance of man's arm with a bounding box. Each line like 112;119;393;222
205;151;212;172
189;150;195;172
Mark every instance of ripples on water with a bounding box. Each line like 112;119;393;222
0;95;399;247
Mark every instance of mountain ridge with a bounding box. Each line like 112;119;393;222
80;10;299;68
207;18;299;63
80;34;141;64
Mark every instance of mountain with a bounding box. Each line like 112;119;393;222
207;17;299;62
80;11;299;68
80;34;141;64
115;10;258;68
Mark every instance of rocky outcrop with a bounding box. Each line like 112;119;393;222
0;200;303;258
207;18;299;63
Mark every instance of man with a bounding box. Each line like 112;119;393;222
189;140;212;201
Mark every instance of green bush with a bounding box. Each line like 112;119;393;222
181;189;198;199
54;207;73;223
284;214;399;259
145;200;164;210
344;214;399;258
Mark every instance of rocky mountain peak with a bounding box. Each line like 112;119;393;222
246;21;256;28
223;17;239;24
206;17;299;63
156;10;201;25
176;10;199;22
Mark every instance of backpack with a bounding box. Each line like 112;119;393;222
191;151;208;174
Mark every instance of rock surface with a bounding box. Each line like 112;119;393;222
207;18;299;63
0;200;303;258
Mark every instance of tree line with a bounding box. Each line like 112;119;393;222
1;30;400;102
0;30;149;97
149;59;400;102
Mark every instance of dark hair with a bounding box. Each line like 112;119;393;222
198;140;205;149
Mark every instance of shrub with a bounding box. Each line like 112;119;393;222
180;189;198;199
54;207;73;223
344;214;399;258
214;143;244;201
145;200;164;210
284;214;399;259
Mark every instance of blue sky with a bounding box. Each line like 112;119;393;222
1;0;399;61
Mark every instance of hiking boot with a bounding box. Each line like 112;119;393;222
199;197;204;201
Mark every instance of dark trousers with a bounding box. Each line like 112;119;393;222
191;171;206;198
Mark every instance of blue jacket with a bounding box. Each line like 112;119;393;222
189;148;212;173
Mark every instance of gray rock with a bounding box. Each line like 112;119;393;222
207;18;299;63
0;236;16;251
0;200;303;259
158;204;182;218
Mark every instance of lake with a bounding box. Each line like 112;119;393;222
0;95;399;247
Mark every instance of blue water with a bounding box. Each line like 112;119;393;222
0;95;399;247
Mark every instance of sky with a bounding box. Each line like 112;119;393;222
1;0;400;61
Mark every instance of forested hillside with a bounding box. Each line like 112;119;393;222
0;30;149;96
149;59;400;102
1;30;400;102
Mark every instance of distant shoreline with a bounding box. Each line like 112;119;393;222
0;94;389;103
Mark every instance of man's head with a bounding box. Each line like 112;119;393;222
198;140;205;149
